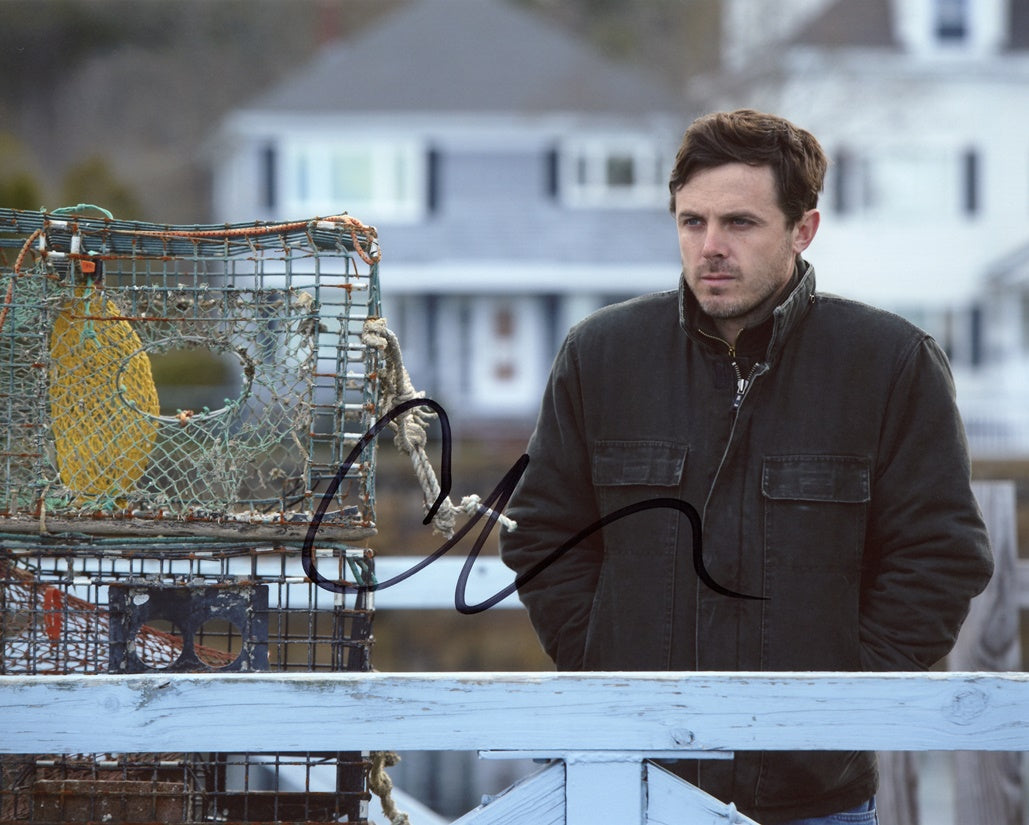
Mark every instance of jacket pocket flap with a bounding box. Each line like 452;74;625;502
592;440;688;486
762;456;870;503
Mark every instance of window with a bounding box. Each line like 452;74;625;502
604;155;635;187
560;136;669;208
491;305;517;382
331;152;372;201
828;144;973;220
282;139;426;222
493;306;514;339
935;0;968;41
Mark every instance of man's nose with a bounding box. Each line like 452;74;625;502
701;227;727;258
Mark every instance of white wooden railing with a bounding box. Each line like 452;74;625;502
2;670;1029;824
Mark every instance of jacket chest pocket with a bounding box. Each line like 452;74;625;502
761;455;870;574
591;440;689;557
583;440;688;667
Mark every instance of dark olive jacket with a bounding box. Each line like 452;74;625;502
499;260;993;823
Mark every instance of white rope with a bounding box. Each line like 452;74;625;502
361;317;516;537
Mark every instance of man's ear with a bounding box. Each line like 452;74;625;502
793;209;820;253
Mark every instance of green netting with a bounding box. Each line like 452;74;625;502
0;208;382;542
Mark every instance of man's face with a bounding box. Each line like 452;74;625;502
673;162;819;343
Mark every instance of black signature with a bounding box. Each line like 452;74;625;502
301;398;763;613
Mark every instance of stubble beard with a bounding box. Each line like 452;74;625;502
691;262;782;324
690;242;796;327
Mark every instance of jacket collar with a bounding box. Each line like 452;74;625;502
679;256;816;363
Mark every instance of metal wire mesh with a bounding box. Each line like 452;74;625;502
0;208;385;824
1;751;371;824
1;542;375;823
0;208;382;540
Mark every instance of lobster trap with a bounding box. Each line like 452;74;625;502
0;207;393;824
0;207;383;537
0;541;375;823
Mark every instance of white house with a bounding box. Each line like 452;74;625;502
212;0;1029;455
211;0;685;433
707;0;1029;454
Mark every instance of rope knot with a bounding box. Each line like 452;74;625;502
362;318;518;538
367;751;411;825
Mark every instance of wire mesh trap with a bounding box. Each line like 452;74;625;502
0;207;391;824
0;207;382;540
1;542;375;824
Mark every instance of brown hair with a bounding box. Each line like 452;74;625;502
668;109;827;226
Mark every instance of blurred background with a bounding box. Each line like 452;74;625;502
2;0;1028;819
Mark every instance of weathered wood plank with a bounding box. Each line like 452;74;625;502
646;761;760;825
450;762;564;825
563;759;644;825
875;750;920;825
1017;560;1029;610
2;672;1029;756
952;480;1022;825
959;481;1020;673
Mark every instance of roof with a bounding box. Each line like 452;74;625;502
793;0;1029;53
246;0;682;115
791;0;899;50
1008;0;1029;50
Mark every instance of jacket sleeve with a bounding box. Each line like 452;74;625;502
499;330;604;671
860;335;994;671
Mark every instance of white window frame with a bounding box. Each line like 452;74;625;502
827;142;966;221
560;136;669;209
281;138;426;223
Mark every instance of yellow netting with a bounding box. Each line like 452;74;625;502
49;283;160;506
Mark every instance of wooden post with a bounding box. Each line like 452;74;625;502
564;757;644;825
876;750;920;825
949;480;1022;825
875;481;1020;825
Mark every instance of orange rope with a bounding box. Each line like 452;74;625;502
0;214;380;336
0;227;45;335
106;214;382;264
43;587;64;643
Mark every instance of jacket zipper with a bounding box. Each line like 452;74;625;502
687;332;770;673
722;341;760;412
695;355;767;676
704;347;763;520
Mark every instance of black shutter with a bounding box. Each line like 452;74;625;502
832;149;852;214
962;148;979;215
545;147;560;199
261;144;277;210
427;147;441;214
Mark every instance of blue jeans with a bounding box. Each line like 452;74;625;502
780;798;878;825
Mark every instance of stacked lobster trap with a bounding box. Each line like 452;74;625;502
0;206;388;823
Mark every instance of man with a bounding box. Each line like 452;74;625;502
499;109;993;824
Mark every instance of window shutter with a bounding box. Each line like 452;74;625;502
545;148;559;199
426;147;441;214
261;144;277;210
962;148;979;214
